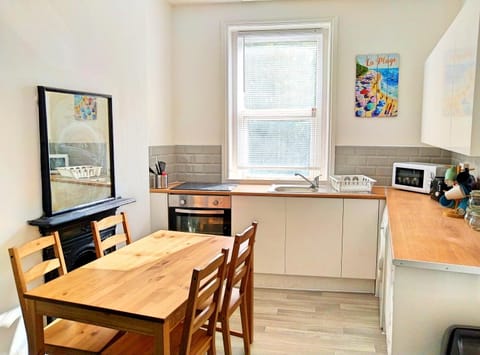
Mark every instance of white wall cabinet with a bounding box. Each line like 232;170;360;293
232;195;380;280
232;196;286;274
285;198;343;277
422;0;480;156
150;192;169;232
342;199;379;279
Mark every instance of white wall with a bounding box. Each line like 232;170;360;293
171;0;463;146
0;0;171;352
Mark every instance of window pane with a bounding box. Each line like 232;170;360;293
240;119;312;174
243;39;317;110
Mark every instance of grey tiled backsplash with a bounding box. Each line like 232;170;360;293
149;145;480;187
149;145;222;185
334;146;453;186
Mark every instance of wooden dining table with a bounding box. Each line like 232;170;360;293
24;230;251;355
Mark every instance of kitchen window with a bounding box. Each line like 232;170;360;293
225;20;335;182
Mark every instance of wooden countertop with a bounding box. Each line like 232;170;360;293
387;188;480;272
151;182;386;200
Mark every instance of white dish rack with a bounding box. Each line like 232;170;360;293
329;175;376;193
57;166;102;179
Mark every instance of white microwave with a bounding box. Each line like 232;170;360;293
392;162;446;194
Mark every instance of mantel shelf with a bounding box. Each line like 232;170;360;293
28;197;136;230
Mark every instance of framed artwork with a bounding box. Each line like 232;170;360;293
74;95;97;120
355;53;399;118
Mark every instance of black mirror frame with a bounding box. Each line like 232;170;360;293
37;86;116;216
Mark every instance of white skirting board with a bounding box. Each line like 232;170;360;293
254;273;376;294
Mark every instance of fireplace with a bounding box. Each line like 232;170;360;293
42;218;115;277
29;197;135;273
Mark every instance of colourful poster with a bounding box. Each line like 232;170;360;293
74;95;97;120
355;53;399;118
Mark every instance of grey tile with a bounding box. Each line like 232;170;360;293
176;145;221;154
335;146;356;156
418;147;444;157
375;167;393;176
193;154;222;164
176;155;194;164
366;156;396;167
354;147;380;156
355;167;376;176
150;145;175;155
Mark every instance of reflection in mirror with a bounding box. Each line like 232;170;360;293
38;86;115;216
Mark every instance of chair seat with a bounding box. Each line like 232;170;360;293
101;323;213;355
170;323;213;355
101;332;154;355
45;318;120;353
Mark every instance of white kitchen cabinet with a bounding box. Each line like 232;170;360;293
342;199;379;279
232;196;286;274
232;194;380;281
150;192;169;231
285;198;343;277
421;0;480;156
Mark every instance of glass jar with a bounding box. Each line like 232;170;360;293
465;206;472;222
469;190;480;210
468;210;480;231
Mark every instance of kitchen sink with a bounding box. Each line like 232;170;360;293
269;184;319;193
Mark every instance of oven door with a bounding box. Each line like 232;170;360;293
168;207;231;236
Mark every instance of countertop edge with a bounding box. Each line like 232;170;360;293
392;258;480;275
150;184;386;199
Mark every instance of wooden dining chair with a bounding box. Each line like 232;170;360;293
101;248;229;355
91;212;132;258
218;221;258;355
8;232;121;354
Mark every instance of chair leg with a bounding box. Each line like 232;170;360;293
221;316;233;355
208;342;216;355
208;329;217;355
239;300;251;355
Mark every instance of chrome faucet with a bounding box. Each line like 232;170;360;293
295;173;320;188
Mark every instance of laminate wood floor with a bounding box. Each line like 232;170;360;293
216;288;387;355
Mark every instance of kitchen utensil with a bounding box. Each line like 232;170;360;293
149;167;156;175
159;161;166;174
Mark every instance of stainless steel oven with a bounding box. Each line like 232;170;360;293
168;194;231;236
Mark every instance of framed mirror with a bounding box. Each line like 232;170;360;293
38;86;116;216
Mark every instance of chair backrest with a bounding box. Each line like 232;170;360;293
91;212;132;258
222;221;258;314
8;232;67;330
180;248;229;355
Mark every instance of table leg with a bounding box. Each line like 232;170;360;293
25;299;45;355
154;321;170;355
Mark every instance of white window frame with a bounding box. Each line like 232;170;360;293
224;19;336;184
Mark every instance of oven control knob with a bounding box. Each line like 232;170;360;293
212;200;219;206
180;199;186;205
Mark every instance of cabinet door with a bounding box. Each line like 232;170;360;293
422;0;480;155
285;198;343;277
232;196;286;274
150;193;169;232
342;199;379;279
